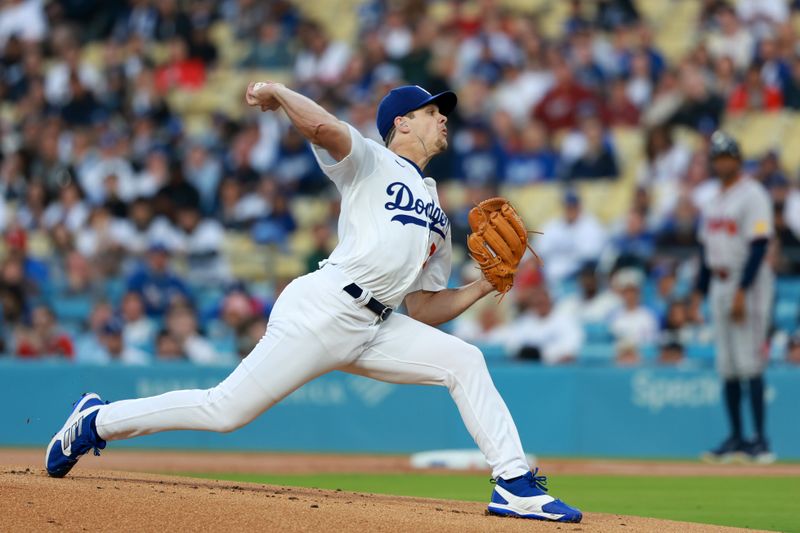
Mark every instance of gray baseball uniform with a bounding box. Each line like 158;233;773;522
699;176;774;379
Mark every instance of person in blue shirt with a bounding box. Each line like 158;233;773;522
503;122;559;185
126;243;192;318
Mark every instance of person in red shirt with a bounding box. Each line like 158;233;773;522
15;305;75;359
728;63;783;113
154;38;205;93
533;58;600;131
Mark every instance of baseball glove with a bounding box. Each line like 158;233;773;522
467;197;536;295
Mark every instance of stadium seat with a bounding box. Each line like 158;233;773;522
579;342;615;363
685;343;715;361
583;322;613;343
774;299;799;333
51;295;93;325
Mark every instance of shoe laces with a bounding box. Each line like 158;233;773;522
491;468;548;492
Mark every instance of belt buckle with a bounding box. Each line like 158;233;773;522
378;307;392;322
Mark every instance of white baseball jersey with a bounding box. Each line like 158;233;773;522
310;123;452;307
699;176;773;272
698;175;774;379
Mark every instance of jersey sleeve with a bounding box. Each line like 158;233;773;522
406;231;452;294
309;123;379;187
743;184;774;240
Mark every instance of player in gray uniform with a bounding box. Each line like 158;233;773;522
695;131;775;463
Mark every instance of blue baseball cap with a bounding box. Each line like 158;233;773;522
376;85;457;141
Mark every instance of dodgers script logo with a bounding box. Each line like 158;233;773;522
384;182;449;238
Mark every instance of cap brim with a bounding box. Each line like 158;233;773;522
414;91;457;116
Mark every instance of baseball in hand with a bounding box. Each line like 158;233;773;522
253;82;267;91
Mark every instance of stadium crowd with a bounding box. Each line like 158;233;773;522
1;0;800;366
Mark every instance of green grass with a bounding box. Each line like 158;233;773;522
182;472;800;532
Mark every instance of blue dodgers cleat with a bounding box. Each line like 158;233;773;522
45;393;107;478
487;469;582;523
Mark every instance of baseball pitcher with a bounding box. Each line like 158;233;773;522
695;131;775;464
44;83;582;523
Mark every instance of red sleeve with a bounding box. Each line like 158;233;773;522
16;340;37;358
765;87;783;109
727;87;746;112
55;335;75;359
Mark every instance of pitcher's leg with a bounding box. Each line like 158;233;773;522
343;314;529;480
96;322;333;440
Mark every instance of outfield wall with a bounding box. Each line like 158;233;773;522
3;361;799;459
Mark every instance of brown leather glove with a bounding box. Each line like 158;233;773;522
466;197;534;295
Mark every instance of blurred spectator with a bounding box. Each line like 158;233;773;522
79;133;136;205
120;291;157;353
165;302;225;365
4;225;49;295
609;268;659;347
784;57;800;110
595;1;639;31
304;223;334;274
537;190;607;285
154;159;201;215
503;121;559;184
499;285;584;364
625;50;654;109
0;0;47;48
75;204;127;276
787;335;800;365
556;262;622;323
638;125;691;188
126;244;192;318
452;269;511;343
706;4;756;71
250;187;297;246
294;21;350;87
184;141;223;215
605;77;640;126
655;194;701;258
659;299;692;349
115;198;157;257
669;67;724;133
273;127;326;192
93;318;150;365
15;182;49;231
73;301;114;363
565;117;619;180
609;208;655;271
42;181;90;232
237;315;269;358
155;38;206;93
0;257;28;329
615;340;642;367
533;58;599;132
657;341;686;365
206;289;262;358
154;329;186;361
169;204;230;284
153;0;192;42
452;120;505;186
728;63;783;113
756;36;791;96
736;0;789;37
713;56;738;99
241;21;292;69
15;305;74;359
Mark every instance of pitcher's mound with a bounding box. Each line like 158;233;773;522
0;467;764;532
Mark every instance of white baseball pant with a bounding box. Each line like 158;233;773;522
94;264;530;480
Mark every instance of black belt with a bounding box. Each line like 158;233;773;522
343;283;393;322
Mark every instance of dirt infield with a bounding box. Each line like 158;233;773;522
0;466;772;533
2;448;798;477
